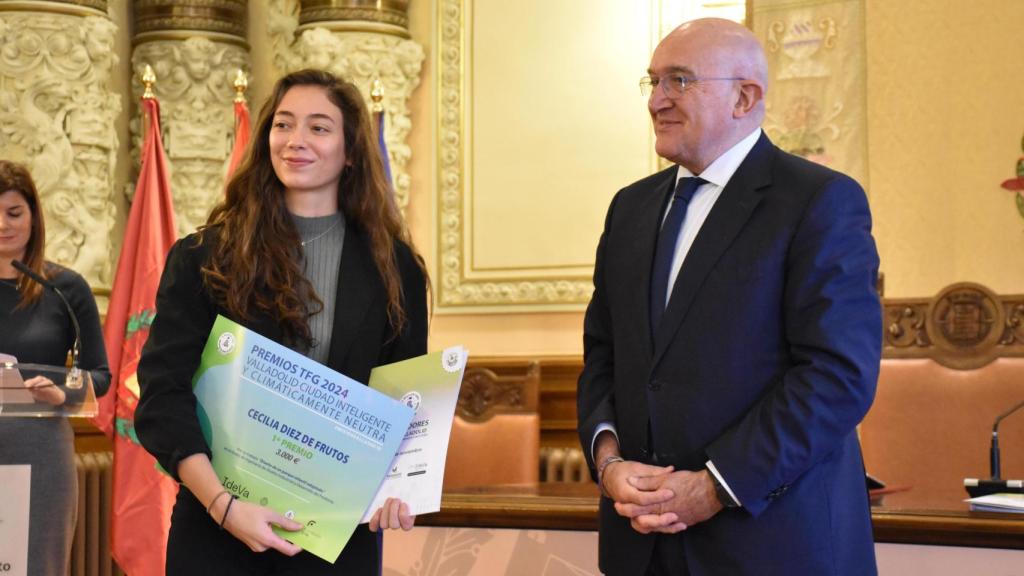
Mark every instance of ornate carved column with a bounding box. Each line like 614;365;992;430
0;1;121;287
268;0;423;211
131;0;250;236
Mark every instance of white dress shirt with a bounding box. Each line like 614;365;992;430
593;127;763;506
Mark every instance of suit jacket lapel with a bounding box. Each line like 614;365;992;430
326;225;377;369
636;170;677;357
652;134;775;365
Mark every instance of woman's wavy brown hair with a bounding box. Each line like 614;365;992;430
0;160;47;308
200;69;428;346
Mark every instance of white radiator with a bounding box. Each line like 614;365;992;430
71;452;123;576
539;446;590;483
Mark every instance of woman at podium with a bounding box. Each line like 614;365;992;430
0;160;111;576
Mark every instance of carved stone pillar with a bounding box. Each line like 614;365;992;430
0;1;121;287
131;0;250;236
269;0;423;211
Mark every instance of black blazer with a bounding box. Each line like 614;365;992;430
136;223;427;572
578;134;881;576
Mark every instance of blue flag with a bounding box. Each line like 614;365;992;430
377;111;393;186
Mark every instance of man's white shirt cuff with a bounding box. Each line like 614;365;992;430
592;422;618;462
591;426;740;507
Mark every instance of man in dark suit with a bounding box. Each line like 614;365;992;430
577;18;881;575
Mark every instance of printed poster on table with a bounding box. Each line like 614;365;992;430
193;315;413;563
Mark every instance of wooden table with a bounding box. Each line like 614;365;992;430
419;483;1024;550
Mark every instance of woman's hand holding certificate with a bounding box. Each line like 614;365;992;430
215;495;304;554
177;451;305;557
191;317;416;563
367;497;415;532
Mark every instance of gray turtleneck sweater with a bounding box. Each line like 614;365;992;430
292;212;346;364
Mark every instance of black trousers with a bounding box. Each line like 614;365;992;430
166;490;380;576
645;533;690;576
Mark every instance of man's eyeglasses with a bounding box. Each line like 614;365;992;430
639;75;744;98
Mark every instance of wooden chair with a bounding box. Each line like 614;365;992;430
443;362;541;488
859;283;1024;504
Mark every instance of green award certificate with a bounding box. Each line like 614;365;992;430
361;346;467;520
193;315;414;563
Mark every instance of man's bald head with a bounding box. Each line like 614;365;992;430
647;18;768;172
663;18;768;98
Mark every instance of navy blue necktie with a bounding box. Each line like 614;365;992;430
649;176;705;335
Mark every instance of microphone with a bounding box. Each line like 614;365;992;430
991;398;1024;480
11;260;83;389
964;398;1024;498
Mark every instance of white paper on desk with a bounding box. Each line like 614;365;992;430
965;493;1024;513
360;346;467;522
0;353;33;407
0;465;31;576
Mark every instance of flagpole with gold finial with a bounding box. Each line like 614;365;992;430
370;76;385;114
141;64;156;142
370;76;394;191
233;69;248;104
142;64;156;99
370;76;386;160
226;69;253;181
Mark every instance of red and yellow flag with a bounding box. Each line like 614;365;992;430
226;71;251;184
94;92;179;576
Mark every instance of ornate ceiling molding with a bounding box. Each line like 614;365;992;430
0;1;106;17
132;0;249;47
298;0;410;38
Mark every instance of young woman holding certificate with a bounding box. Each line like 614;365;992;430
0;160;111;576
136;69;429;574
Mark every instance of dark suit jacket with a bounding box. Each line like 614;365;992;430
136;223;427;574
578;134;881;576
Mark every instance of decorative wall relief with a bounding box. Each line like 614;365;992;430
456;363;539;423
130;38;249;236
752;0;868;189
128;0;250;237
268;0;424;212
0;7;121;288
883;282;1024;370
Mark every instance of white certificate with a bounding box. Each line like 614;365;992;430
361;346;467;521
0;465;30;576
